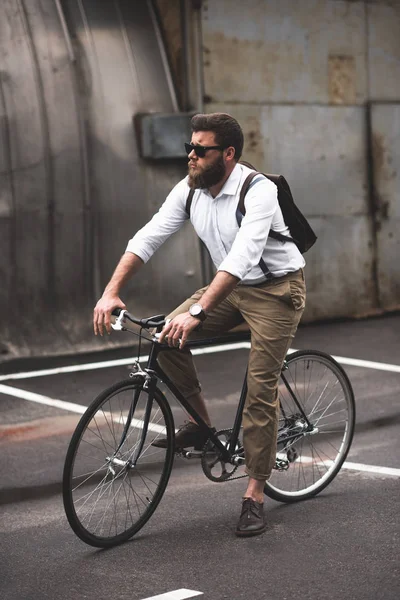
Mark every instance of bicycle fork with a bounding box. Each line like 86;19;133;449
107;373;156;474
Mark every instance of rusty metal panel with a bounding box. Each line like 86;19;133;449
368;2;400;101
207;101;376;319
302;216;376;322
202;0;367;104
207;103;368;216
371;104;400;312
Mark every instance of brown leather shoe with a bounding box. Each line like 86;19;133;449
151;421;211;451
235;498;266;537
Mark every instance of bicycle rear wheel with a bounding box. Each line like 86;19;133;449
264;350;355;502
63;377;174;547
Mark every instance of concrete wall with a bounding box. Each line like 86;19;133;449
200;0;400;321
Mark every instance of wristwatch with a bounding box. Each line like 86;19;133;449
189;303;208;322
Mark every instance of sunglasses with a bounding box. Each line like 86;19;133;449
185;142;224;158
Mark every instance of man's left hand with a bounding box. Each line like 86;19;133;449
158;312;201;349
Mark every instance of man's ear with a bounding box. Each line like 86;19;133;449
225;146;236;162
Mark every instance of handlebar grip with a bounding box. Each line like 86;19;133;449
111;308;165;330
111;308;137;325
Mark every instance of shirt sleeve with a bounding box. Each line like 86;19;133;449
218;176;278;279
126;178;189;263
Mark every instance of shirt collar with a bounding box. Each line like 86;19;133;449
214;163;243;199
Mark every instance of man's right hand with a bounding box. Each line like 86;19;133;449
93;295;126;336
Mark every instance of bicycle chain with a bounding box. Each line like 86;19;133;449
201;429;247;483
200;429;292;482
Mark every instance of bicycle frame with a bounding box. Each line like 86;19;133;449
145;333;250;463
120;329;314;466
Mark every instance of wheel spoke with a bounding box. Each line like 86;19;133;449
266;352;355;501
63;382;174;547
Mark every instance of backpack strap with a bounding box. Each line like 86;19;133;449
185;189;195;218
239;172;295;244
237;173;274;279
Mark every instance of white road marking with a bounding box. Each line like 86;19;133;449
1;345;400;383
329;355;400;374
141;590;203;600
0;384;167;434
278;454;400;477
332;461;400;477
0;342;251;382
0;384;87;414
1;382;399;478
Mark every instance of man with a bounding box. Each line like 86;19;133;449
93;112;306;537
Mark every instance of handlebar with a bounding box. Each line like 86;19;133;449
112;308;166;331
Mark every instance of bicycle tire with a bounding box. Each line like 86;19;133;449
63;377;175;548
264;350;355;503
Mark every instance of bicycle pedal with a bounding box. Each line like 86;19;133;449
177;449;203;459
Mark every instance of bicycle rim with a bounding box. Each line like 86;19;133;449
63;379;174;547
264;350;355;502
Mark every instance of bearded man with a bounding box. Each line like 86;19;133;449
93;112;306;537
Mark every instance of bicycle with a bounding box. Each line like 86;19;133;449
62;309;355;548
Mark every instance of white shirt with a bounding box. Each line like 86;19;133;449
126;163;305;285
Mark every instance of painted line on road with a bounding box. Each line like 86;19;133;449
0;342;251;382
0;384;167;436
1;382;399;478
0;384;87;414
281;454;400;477
338;461;400;477
141;590;203;600
329;355;400;374
1;344;400;382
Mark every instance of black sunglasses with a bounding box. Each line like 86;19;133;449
185;142;224;158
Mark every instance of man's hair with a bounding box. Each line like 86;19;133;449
191;113;244;161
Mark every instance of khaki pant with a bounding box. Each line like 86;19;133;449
158;269;306;481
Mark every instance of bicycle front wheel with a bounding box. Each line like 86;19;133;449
63;378;175;547
264;350;355;503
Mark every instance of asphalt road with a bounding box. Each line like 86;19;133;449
0;314;399;600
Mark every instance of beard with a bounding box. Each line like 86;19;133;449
188;153;226;189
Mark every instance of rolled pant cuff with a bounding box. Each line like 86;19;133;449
245;466;270;482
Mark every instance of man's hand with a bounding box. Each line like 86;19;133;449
93;294;126;336
158;312;200;349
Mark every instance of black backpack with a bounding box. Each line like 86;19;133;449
185;160;317;254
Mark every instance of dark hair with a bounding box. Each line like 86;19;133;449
191;112;244;161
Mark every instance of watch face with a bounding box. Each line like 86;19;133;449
190;303;202;316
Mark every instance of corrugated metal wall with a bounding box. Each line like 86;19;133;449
0;0;203;361
201;0;400;321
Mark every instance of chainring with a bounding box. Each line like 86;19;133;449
201;429;245;482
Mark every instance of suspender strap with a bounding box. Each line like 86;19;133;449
185;188;195;218
185;171;294;280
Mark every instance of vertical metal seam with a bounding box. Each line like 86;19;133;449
192;0;205;114
191;0;211;284
77;0;114;300
365;2;381;310
0;75;17;306
114;0;142;100
17;0;55;305
53;0;76;62
55;0;92;301
147;0;179;112
181;0;190;111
